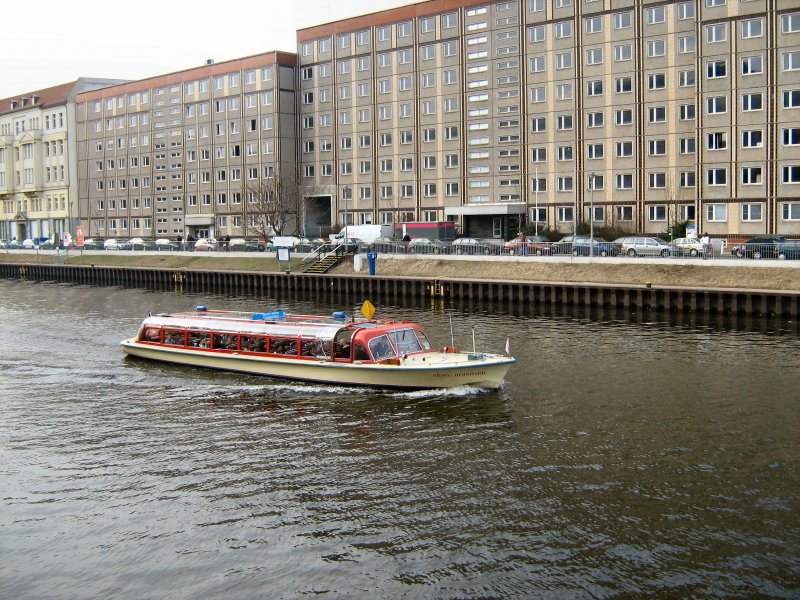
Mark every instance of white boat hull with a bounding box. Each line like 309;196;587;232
121;339;514;389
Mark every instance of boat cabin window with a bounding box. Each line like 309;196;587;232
213;333;238;350
142;327;161;342
368;334;397;360
353;343;369;361
240;335;267;353
188;331;211;348
164;329;186;346
270;337;298;356
334;330;355;359
388;328;430;354
300;339;316;357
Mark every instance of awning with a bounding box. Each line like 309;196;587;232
185;215;215;225
444;203;527;217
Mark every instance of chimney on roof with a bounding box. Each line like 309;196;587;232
206;59;214;65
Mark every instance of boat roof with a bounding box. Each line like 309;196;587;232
141;309;406;342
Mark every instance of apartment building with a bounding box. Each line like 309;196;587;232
0;79;126;242
296;0;800;238
75;52;297;240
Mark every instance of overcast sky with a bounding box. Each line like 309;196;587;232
0;0;413;100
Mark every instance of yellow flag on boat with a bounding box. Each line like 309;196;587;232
361;299;376;320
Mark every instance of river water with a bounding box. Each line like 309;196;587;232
1;279;798;599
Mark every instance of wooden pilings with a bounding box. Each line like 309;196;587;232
1;262;798;318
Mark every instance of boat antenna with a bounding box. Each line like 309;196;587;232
472;327;476;354
449;315;455;348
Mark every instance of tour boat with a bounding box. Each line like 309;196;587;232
121;307;515;389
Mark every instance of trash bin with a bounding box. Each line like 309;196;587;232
367;252;377;276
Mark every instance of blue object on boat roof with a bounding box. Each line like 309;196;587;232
331;311;347;320
196;306;208;312
252;310;286;321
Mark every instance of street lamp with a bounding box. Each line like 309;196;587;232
588;172;595;259
534;166;539;237
343;186;351;240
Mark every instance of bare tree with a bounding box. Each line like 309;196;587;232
244;171;301;238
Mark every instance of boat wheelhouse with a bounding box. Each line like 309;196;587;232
121;307;515;389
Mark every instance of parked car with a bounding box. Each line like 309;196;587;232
154;238;179;251
452;237;499;255
294;238;326;253
5;239;23;249
618;236;681;257
730;236;785;259
323;237;364;253
672;237;705;257
103;238;132;251
502;235;550;256
551;235;583;255
572;237;619;257
22;238;36;249
369;236;405;254
407;238;446;254
0;239;7;249
128;237;157;251
776;239;800;260
80;238;102;250
229;238;265;252
194;238;218;251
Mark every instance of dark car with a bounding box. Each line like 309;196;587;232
551;235;583;255
730;236;785;259
407;238;446;254
776;239;800;260
572;237;619;257
369;236;405;254
323;237;364;253
129;237;158;251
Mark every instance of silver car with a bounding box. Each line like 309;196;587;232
618;236;680;258
672;237;705;257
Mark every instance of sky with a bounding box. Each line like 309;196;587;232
0;0;414;100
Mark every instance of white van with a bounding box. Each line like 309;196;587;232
330;225;391;244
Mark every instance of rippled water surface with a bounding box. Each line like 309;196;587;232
1;280;798;598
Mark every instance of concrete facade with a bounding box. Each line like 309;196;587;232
74;53;297;240
296;0;800;239
0;79;126;242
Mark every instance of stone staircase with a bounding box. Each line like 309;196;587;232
301;254;341;274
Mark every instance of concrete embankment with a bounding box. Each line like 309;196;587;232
1;251;799;318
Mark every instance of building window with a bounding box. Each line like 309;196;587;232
706;204;727;221
616;174;633;189
648;205;666;221
741;167;763;185
742;55;763;75
707;168;728;186
783;165;800;183
781;203;800;220
706;24;727;43
783;13;800;33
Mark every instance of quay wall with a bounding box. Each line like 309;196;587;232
1;262;799;319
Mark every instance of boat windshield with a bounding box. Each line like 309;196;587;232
387;328;431;354
368;335;397;360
